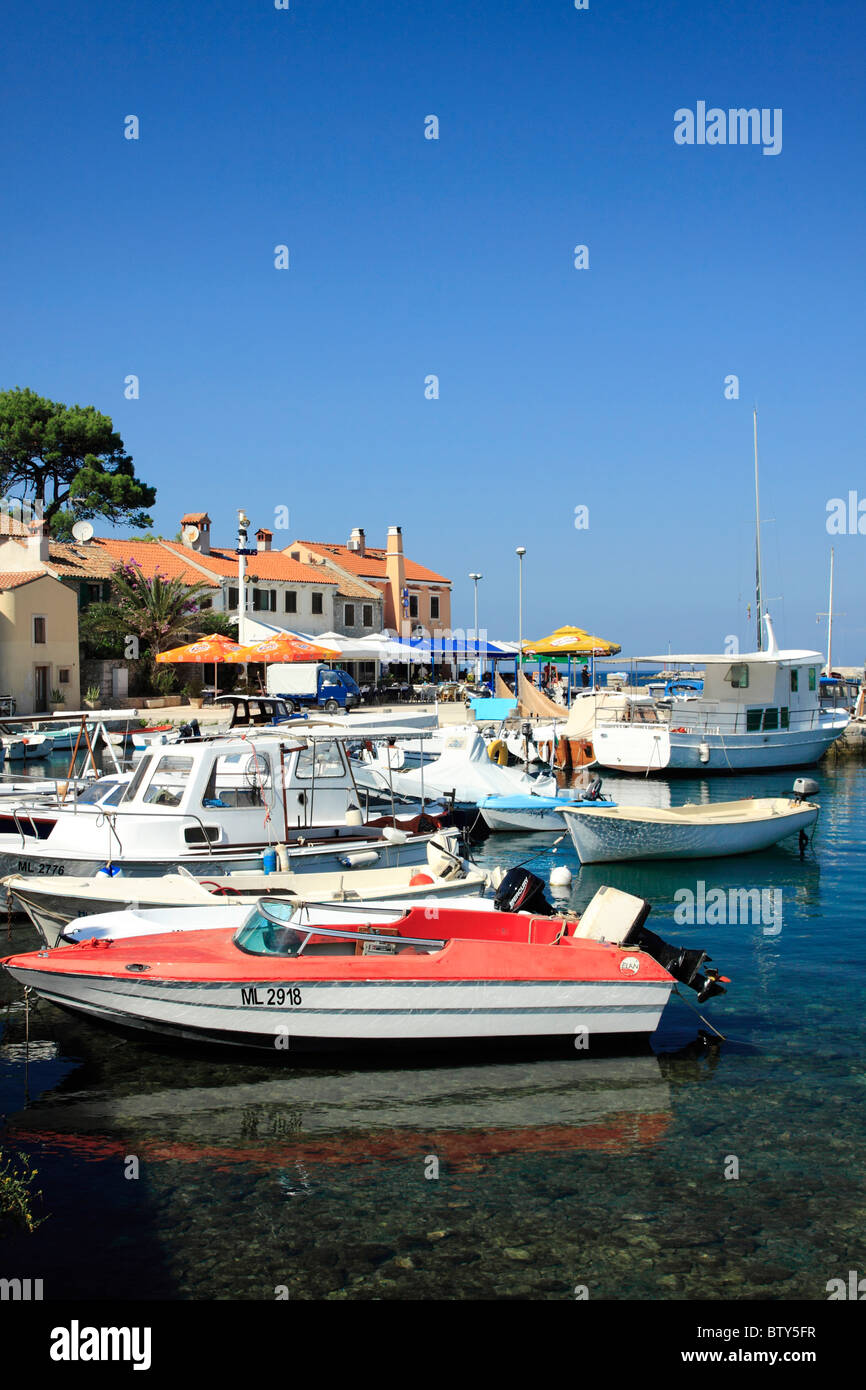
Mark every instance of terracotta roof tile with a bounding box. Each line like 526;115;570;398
0;570;47;590
90;539;220;586
160;543;338;586
291;541;449;584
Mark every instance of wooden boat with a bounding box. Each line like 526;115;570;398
561;783;820;863
4;835;491;947
1;882;728;1049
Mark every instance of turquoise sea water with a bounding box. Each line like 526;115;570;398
1;752;864;1300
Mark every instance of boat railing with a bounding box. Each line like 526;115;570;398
597;702;836;735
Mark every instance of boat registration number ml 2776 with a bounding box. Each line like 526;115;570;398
241;987;303;1007
16;860;65;875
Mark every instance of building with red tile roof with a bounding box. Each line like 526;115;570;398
287;526;451;633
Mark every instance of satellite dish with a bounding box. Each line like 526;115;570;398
71;520;94;543
182;525;200;545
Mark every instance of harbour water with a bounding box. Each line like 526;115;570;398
1;752;864;1300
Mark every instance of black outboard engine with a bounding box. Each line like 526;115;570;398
584;776;603;802
621;921;727;1004
178;719;201;740
493;867;555;917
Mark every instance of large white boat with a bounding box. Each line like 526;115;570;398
593;617;849;774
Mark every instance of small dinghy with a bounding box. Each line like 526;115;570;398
561;779;821;864
1;876;728;1049
480;775;614;832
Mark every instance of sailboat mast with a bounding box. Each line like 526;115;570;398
754;408;764;651
826;547;834;676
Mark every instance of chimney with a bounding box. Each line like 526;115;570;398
256;528;273;552
180;512;211;555
347;527;366;554
26;518;50;566
385;525;406;633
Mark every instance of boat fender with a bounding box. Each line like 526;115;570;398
410;872;435;886
382;826;408;844
341;850;380;868
698;742;710;763
487;739;509;766
97;864;121;876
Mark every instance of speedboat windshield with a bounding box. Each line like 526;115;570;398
233;900;305;956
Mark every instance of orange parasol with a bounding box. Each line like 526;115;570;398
226;633;339;664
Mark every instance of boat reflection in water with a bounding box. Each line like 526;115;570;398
5;1027;690;1172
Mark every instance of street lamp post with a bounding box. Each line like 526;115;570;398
516;547;526;680
469;572;482;681
237;509;250;644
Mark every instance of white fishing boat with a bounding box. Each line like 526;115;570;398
5;834;490;947
561;779;820;863
0;733;457;895
593;617;848;774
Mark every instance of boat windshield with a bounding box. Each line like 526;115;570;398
75;780;126;806
234;900;305;956
233;900;441;958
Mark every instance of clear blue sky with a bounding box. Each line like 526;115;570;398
2;0;864;660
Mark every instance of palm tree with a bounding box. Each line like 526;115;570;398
104;561;216;685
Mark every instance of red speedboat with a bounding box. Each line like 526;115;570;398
1;875;728;1052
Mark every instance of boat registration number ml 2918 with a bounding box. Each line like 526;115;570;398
16;860;65;875
241;987;302;1007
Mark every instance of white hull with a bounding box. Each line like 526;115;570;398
9;869;490;947
563;800;819;863
594;722;847;774
6;964;672;1042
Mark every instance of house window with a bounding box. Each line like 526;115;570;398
790;669;799;693
199;598;212;610
409;595;419;619
312;592;323;615
228;587;238;609
362;604;373;627
59;668;71;684
291;551;300;561
285;591;297;613
430;595;440;621
344;604;355;626
253;589;276;612
808;667;817;692
33;616;46;644
87;583;102;603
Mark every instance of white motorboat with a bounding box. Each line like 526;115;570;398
0;733;457;895
5;834;491;947
593;617;849;775
561;779;820;863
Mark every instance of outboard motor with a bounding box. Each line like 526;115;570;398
792;777;819;803
621;921;728;1004
584;775;603;802
493;867;555;917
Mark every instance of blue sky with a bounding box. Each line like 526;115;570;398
1;0;864;660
